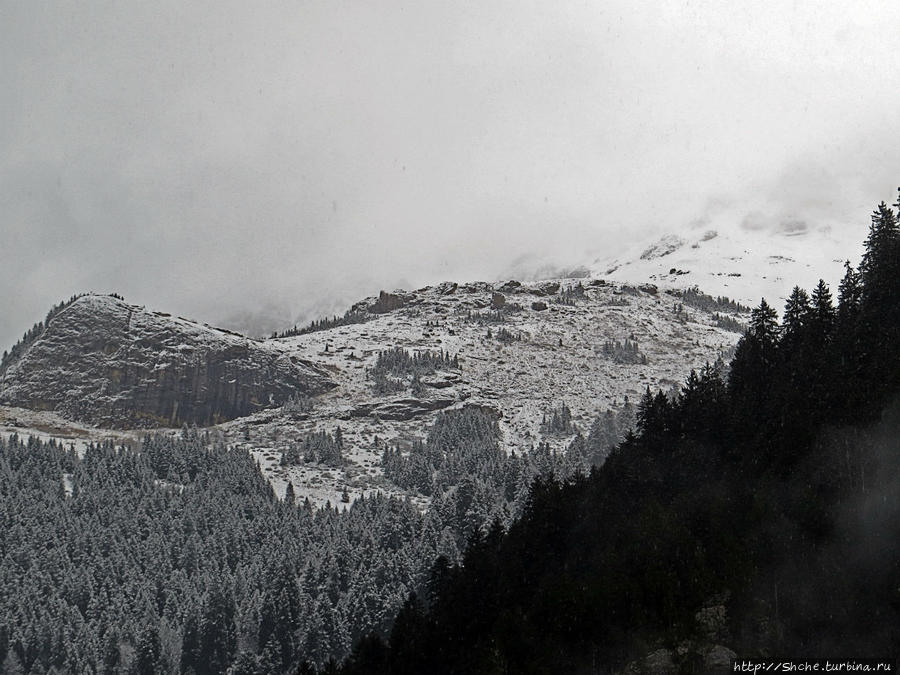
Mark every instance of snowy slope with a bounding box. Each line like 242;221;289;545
592;218;866;308
209;280;742;506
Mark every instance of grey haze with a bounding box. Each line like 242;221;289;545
2;0;900;349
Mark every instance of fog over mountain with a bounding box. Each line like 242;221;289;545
3;1;900;348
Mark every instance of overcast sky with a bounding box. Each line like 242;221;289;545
3;1;900;348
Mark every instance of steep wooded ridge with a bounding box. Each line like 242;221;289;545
0;294;335;427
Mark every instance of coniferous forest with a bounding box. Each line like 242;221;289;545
2;195;900;673
0;408;622;673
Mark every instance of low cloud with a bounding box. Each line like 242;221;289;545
3;2;900;347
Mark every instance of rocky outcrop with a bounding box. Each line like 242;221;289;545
496;280;523;293
639;234;684;260
0;295;335;428
369;290;413;314
348;397;456;421
533;281;560;296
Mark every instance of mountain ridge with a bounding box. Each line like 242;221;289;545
1;276;745;506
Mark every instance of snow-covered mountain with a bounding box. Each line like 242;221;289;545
2;214;869;506
1;280;744;506
592;217;866;308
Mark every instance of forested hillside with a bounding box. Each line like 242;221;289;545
0;430;436;673
0;403;633;674
337;196;900;673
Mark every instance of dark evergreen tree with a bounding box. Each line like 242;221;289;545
101;631;120;675
859;201;899;296
132;623;162;675
809;279;835;340
197;586;237;674
728;298;780;450
180;609;201;673
781;286;810;346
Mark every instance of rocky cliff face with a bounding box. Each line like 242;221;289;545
0;295;335;428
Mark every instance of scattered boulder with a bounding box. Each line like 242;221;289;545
491;292;506;309
496;280;522;293
533;281;560;296
638;283;659;295
531;301;548;311
421;374;460;389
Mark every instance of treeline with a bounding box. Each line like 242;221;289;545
381;408;504;501
672;286;750;314
554;282;587;306
271;310;370;339
371;348;458;376
380;403;634;517
458;305;523;325
540;403;575;435
713;311;746;333
487;326;522;342
336;193;900;672
0;397;635;675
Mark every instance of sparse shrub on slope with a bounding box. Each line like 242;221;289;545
601;337;648;364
